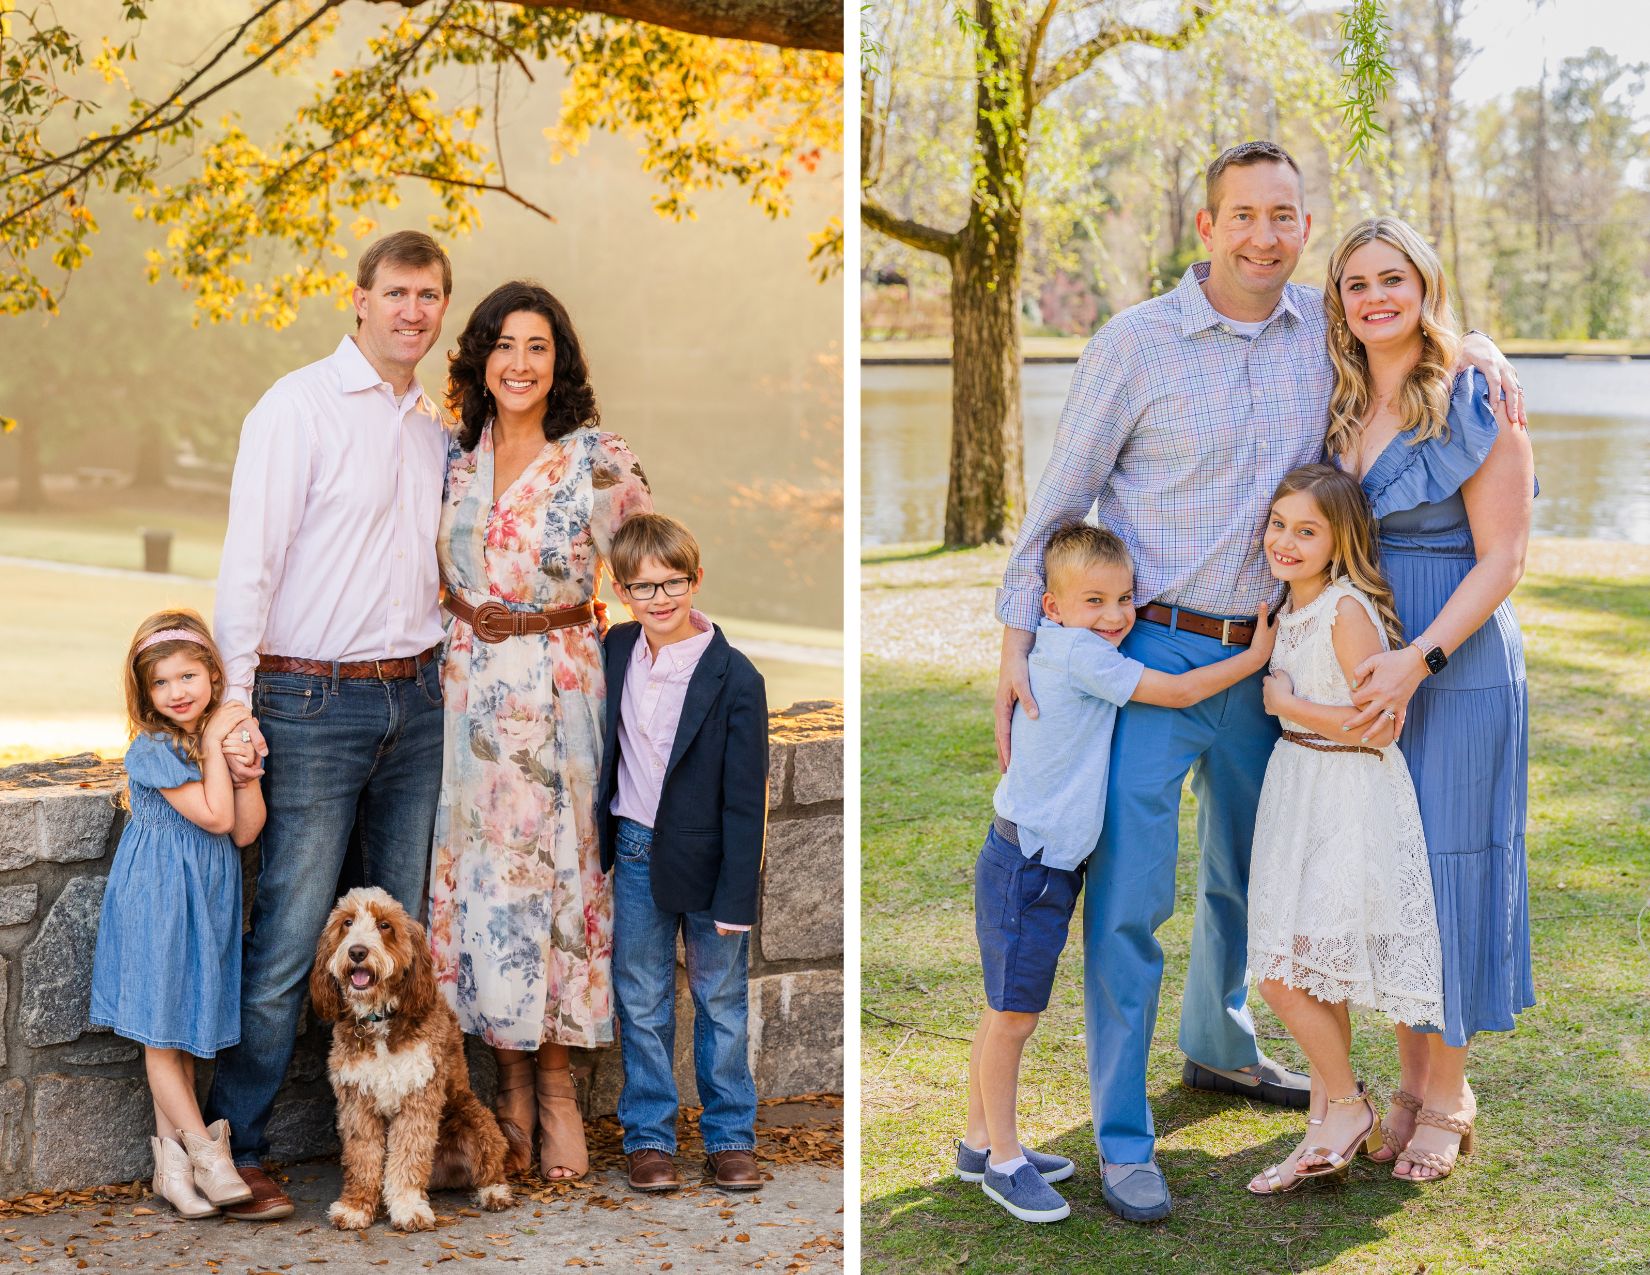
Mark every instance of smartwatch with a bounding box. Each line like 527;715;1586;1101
1412;638;1448;676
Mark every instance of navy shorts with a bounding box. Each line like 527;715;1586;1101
974;824;1084;1013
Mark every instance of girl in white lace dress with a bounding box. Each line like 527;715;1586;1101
1244;464;1444;1196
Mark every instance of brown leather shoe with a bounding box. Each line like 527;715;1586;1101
221;1165;296;1221
626;1148;681;1192
704;1149;761;1190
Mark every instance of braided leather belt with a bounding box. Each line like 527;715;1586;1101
1138;602;1257;647
257;646;439;680
1282;729;1383;760
441;583;594;644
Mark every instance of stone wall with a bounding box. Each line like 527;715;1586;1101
0;702;842;1196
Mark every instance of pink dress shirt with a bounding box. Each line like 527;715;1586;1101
215;336;449;702
611;611;749;931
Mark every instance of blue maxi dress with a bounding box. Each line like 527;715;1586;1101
1360;370;1535;1046
89;732;242;1057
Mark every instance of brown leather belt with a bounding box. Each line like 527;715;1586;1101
1282;730;1383;760
1138;602;1256;647
441;584;594;644
257;646;439;680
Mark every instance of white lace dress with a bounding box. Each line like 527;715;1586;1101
1247;578;1445;1027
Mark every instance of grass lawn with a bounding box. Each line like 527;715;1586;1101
0;481;230;579
861;539;1650;1274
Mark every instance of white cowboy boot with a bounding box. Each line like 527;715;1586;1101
180;1120;254;1206
151;1135;218;1219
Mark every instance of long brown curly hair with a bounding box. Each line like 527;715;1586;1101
445;281;599;452
1269;465;1403;650
1324;216;1461;466
122;609;226;764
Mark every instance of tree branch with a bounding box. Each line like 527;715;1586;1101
861;198;958;258
1022;0;1060;107
1032;1;1218;105
385;0;842;51
389;169;557;220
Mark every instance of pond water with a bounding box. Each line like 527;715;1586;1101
861;357;1650;547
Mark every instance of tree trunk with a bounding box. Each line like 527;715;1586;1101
945;224;1025;546
131;419;167;489
10;425;43;511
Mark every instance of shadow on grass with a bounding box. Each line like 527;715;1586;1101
863;1116;1413;1274
1519;573;1650;625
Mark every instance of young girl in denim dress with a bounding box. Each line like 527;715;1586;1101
89;610;266;1218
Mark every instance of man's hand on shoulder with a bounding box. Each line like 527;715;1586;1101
994;627;1038;773
1459;331;1528;430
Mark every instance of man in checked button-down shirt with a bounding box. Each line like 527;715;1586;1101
992;142;1523;1223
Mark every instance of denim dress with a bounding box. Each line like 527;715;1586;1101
89;733;242;1057
1362;370;1536;1045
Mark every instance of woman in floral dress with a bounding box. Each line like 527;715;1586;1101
429;281;652;1180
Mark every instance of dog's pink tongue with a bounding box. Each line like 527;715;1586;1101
350;970;371;989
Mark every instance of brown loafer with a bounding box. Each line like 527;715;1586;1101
704;1149;761;1190
221;1165;295;1221
626;1148;682;1192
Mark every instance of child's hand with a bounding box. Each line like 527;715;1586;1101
715;924;743;938
1261;669;1294;716
205;701;251;744
1249;604;1278;663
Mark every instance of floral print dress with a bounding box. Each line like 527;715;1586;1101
430;425;652;1049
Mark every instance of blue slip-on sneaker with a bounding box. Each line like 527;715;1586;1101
1100;1158;1172;1223
955;1139;1075;1184
980;1162;1072;1223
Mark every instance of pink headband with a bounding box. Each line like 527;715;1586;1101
135;628;207;656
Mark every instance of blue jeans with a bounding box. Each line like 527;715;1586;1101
612;819;756;1155
1083;619;1278;1165
205;660;443;1166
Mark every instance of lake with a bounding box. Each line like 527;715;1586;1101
861;357;1650;546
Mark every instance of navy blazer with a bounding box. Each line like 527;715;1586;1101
597;621;769;925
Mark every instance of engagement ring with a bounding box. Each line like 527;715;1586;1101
240;729;252;743
1381;709;1396;721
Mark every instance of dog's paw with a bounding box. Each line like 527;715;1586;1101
476;1183;512;1211
387;1191;437;1233
328;1200;375;1231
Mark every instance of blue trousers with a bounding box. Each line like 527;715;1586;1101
205;663;443;1166
1083;619;1278;1165
612;820;756;1156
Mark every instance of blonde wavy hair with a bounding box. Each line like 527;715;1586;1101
122;609;225;764
1270;465;1404;650
1324;216;1461;465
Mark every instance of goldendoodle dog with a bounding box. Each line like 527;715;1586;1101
309;887;513;1231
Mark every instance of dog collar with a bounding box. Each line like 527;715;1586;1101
353;1008;396;1024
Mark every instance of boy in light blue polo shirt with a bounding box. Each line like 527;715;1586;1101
959;523;1276;1223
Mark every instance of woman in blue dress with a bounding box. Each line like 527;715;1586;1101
1319;217;1536;1183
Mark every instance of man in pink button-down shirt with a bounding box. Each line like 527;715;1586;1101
203;232;454;1216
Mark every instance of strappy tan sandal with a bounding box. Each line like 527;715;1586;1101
1247;1114;1326;1196
1293;1083;1384;1181
535;1058;589;1180
1393;1107;1475;1182
493;1055;536;1175
1370;1087;1422;1163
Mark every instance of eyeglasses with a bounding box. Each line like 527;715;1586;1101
622;576;693;601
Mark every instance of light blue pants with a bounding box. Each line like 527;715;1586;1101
1082;617;1278;1165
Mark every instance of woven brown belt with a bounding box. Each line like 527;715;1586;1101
441;583;594;644
257;646;439;680
1138;602;1257;647
1282;730;1383;760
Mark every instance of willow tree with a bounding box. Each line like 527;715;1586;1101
1;0;842;326
862;0;1396;547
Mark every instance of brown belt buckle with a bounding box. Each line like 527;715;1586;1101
470;599;516;643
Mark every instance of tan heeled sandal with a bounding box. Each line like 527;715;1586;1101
1293;1083;1384;1181
535;1061;589;1180
493;1056;536;1175
1393;1107;1475;1182
1370;1087;1422;1163
1247;1113;1327;1196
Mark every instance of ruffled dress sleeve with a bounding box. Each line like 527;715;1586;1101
123;732;201;790
1365;371;1500;520
588;432;655;565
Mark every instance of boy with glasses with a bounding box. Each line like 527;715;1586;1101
596;513;770;1193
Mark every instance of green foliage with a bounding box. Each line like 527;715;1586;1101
1337;0;1393;163
0;0;842;326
